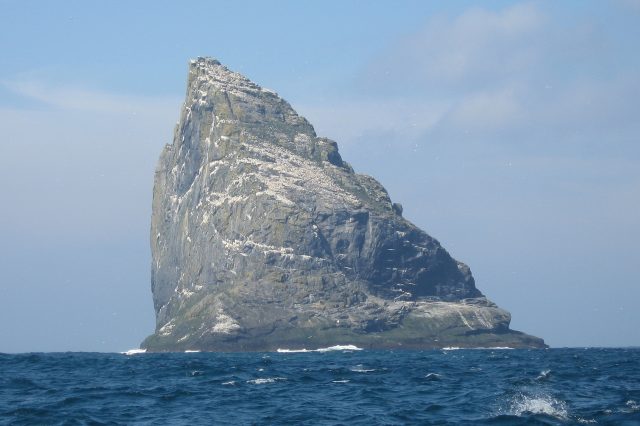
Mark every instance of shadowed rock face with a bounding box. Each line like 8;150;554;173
141;58;546;351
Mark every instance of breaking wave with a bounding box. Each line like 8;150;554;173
121;348;147;355
506;392;569;419
246;377;287;385
276;344;363;353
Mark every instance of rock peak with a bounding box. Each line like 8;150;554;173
189;56;222;66
188;57;259;93
182;57;311;140
191;56;221;66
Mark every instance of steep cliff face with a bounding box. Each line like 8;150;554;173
142;58;545;351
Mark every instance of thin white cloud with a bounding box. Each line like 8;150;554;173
364;2;544;91
2;79;180;115
298;99;450;146
0;80;181;241
442;85;524;131
304;2;639;157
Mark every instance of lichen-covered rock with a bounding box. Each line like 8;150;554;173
141;57;546;351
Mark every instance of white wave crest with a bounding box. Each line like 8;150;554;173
536;369;552;380
276;344;363;353
122;348;147;356
350;365;376;373
508;393;568;419
246;377;286;385
424;373;442;381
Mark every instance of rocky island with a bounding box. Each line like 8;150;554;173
141;57;546;351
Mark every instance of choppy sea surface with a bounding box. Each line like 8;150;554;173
1;347;639;425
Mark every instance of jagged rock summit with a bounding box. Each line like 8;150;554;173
142;57;545;351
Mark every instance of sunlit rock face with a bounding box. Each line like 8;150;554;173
142;58;546;351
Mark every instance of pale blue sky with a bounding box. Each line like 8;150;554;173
1;1;639;352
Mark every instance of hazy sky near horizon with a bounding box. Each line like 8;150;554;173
1;0;639;352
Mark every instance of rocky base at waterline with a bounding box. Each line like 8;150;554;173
142;297;545;351
141;57;546;352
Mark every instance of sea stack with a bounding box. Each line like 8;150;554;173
141;57;546;351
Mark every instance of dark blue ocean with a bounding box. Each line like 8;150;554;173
1;348;639;425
